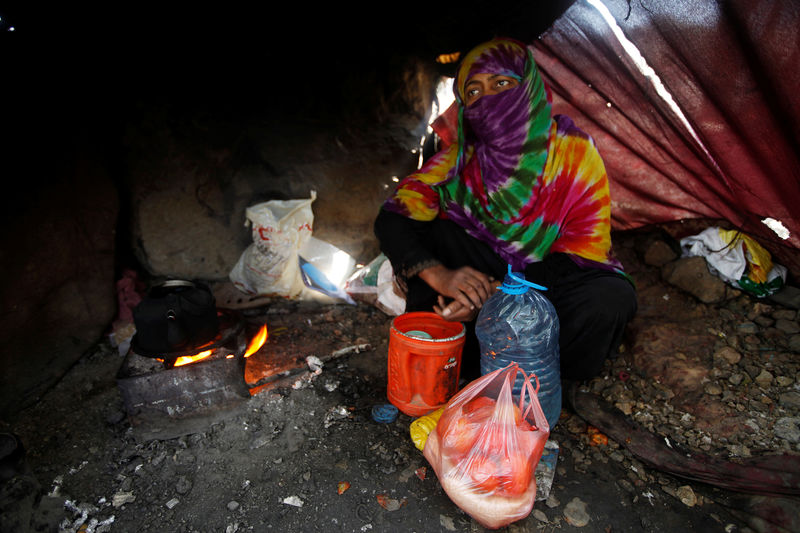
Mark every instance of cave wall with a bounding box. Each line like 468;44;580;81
1;50;434;417
0;3;575;417
121;55;435;279
1;126;119;417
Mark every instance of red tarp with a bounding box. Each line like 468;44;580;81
531;0;800;275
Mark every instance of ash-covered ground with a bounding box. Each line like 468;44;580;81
2;229;799;533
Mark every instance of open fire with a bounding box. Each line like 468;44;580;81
165;323;268;367
117;309;268;441
244;324;269;358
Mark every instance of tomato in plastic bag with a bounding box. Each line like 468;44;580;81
423;362;549;530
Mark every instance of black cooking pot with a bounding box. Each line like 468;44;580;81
131;280;220;358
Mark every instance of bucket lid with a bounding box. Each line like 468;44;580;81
391;312;465;342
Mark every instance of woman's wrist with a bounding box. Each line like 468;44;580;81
418;264;449;293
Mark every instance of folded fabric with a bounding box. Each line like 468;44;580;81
680;227;786;297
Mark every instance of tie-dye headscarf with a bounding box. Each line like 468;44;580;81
383;37;619;272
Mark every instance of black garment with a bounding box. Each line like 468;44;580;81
374;209;637;381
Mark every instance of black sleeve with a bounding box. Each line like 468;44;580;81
373;209;441;280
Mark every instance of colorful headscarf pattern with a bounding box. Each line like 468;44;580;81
383;38;618;271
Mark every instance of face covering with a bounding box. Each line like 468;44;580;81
383;37;621;272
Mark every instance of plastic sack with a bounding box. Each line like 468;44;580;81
299;237;356;303
344;254;406;315
344;253;388;305
680;227;787;297
423;362;549;529
229;192;316;298
376;259;406;316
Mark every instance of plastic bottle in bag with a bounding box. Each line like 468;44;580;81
475;265;561;429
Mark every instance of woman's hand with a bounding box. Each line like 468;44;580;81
419;265;495;318
433;296;479;322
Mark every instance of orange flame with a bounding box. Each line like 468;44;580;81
173;349;213;367
160;324;267;367
244;324;268;358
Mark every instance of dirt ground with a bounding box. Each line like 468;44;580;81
2;230;799;533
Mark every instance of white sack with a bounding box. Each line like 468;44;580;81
230;192;316;297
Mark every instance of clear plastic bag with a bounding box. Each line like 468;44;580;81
423;362;549;529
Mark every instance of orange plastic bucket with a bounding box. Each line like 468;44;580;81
387;312;466;417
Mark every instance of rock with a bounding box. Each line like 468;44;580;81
165;498;180;509
774;418;800;443
250;434;273;450
546;494;560;508
787;334;800;352
776;376;794;387
770;286;800;311
676;485;697;507
532;509;549;523
714;347;742;365
227;501;240;512
755;369;774;388
563;415;588;435
661;257;728;303
737;321;759;334
744;364;761;381
748;301;774;318
704;383;723;395
745;335;762;351
779;392;800;409
439;515;456;531
728;373;743;386
617;479;635;493
644;240;678;267
754;315;774;328
727;443;751;457
615;400;634;415
175;476;192;495
112;491;136;508
572;450;585;464
772;309;797;320
744;419;761;432
563;497;590;527
775;319;800;334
